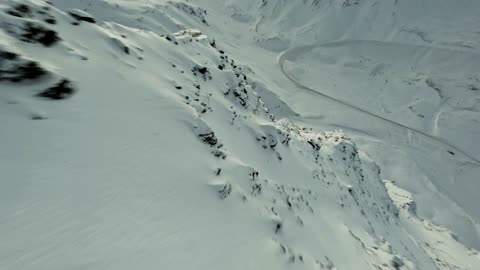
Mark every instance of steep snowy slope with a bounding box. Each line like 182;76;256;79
206;0;480;248
0;0;479;270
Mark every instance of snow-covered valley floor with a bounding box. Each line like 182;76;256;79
1;0;479;269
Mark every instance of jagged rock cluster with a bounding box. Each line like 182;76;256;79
0;0;76;100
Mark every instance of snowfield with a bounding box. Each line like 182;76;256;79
1;0;479;269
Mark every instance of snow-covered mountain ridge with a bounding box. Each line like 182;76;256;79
1;0;479;269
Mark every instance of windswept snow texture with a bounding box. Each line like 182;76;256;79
1;0;479;270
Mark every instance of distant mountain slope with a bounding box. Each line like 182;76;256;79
1;1;479;269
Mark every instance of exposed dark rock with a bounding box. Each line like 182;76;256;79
0;51;48;82
31;113;47;120
6;4;31;18
0;51;18;60
68;11;96;23
14;62;47;81
20;22;60;47
191;66;211;81
467;85;479;91
44;18;56;24
6;3;57;25
37;79;75;100
172;2;208;25
198;67;208;74
211;150;227;159
198;131;218;146
218;183;232;199
111;38;130;54
275;222;282;233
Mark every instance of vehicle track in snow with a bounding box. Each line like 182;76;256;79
279;40;480;165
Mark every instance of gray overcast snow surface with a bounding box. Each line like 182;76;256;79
1;0;480;269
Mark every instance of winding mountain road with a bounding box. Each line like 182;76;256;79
278;40;480;165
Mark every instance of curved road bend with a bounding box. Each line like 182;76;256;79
278;40;480;165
